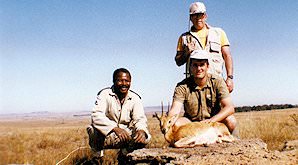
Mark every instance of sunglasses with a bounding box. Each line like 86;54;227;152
190;13;205;18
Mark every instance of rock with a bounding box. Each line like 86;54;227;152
126;139;297;165
282;140;298;151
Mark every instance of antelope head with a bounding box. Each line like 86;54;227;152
153;101;176;134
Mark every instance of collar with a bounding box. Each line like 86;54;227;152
190;23;211;33
189;74;212;90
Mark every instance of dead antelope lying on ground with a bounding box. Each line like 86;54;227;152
153;103;235;148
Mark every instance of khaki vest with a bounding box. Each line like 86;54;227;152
182;27;224;77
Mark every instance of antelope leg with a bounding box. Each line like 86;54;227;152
174;136;197;148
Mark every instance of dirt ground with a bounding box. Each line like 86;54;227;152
127;139;297;165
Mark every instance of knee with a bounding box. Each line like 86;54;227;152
87;125;96;149
87;125;105;151
223;115;237;132
87;125;94;136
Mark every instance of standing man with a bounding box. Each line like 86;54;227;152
87;68;151;164
175;1;234;92
169;50;238;136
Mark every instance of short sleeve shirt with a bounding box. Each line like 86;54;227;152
173;74;229;121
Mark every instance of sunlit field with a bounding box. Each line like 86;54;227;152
0;108;297;164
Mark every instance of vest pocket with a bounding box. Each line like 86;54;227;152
209;41;220;53
210;53;224;75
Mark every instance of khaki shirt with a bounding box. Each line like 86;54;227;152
91;86;151;141
173;74;229;121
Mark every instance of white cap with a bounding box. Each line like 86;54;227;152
189;2;206;15
190;50;209;61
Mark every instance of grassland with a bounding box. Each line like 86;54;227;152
0;108;297;164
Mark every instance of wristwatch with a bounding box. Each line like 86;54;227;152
227;75;233;79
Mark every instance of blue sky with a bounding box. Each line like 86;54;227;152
1;0;298;114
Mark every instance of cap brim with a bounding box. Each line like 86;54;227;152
190;11;205;14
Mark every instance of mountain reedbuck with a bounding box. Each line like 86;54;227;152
153;102;235;148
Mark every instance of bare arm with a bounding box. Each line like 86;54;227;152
175;51;189;66
168;100;187;130
209;96;234;122
168;100;183;118
222;46;234;93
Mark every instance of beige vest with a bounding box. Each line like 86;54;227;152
182;27;224;77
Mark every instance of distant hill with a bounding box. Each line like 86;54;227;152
145;104;298;114
1;104;296;119
235;104;298;112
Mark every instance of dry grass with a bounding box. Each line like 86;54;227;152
237;109;298;150
0;108;297;164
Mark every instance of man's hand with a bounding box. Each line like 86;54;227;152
133;130;147;144
225;78;234;93
113;127;131;142
176;39;197;66
201;118;214;123
185;42;196;55
201;119;211;123
226;78;234;93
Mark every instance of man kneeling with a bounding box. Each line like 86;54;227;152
87;68;151;164
169;50;238;137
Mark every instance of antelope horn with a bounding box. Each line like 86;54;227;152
153;112;159;120
167;101;170;115
161;101;164;116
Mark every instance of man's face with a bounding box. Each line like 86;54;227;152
114;72;131;94
190;59;209;79
190;13;207;30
